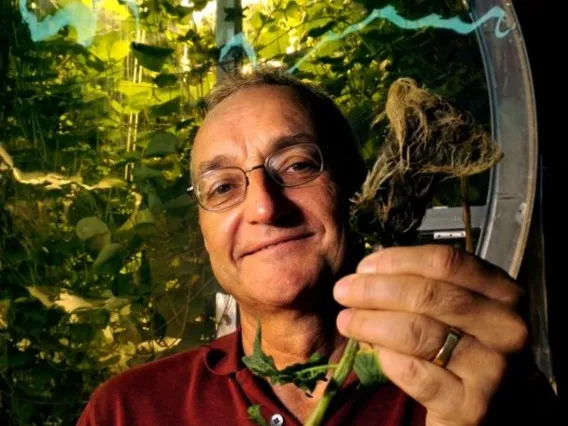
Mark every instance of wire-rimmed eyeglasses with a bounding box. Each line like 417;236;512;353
187;143;324;212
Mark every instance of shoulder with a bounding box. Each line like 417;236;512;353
77;331;241;425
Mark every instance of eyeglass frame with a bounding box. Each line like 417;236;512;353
186;142;326;212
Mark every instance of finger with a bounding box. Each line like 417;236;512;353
356;245;522;307
336;309;507;389
333;274;527;354
377;347;491;426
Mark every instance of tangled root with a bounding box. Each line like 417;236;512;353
350;77;503;248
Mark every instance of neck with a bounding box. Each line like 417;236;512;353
240;305;346;370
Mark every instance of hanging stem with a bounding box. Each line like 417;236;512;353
460;176;473;252
305;338;359;426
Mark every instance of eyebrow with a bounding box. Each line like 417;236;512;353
195;133;316;177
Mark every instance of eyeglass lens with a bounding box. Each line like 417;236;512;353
196;143;323;210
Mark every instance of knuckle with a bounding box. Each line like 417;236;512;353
434;245;464;278
507;315;529;352
400;360;440;401
406;316;431;357
361;275;377;303
414;279;440;313
349;311;369;337
419;279;475;317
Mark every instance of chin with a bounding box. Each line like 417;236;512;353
240;258;332;309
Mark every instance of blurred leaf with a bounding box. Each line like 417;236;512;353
76;217;110;241
132;164;163;180
130;42;175;72
149;96;181;117
306;21;336;38
175;118;195;131
148;191;163;216
93;243;125;271
144;131;180;157
153;73;179;87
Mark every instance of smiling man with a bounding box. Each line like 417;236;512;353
77;66;558;426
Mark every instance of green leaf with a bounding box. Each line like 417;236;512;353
132;164;163;180
285;1;302;22
144;131;180;157
76;217;110;241
130;42;175;72
153;73;178;87
353;347;388;388
247;405;269;426
175;118;195;131
149;96;181;117
93;243;125;271
306;21;336;39
242;320;329;395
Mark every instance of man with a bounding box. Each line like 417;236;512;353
78;66;558;425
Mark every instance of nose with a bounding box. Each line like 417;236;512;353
242;168;291;224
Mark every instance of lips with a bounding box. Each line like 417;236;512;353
240;233;313;258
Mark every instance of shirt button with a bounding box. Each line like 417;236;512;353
270;414;284;426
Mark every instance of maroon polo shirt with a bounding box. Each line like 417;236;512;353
77;328;426;425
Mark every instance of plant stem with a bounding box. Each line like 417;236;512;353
299;364;339;376
305;338;359;426
460;176;473;252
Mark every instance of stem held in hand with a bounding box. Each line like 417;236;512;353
305;338;359;426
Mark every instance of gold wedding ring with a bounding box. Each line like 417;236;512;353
432;327;463;368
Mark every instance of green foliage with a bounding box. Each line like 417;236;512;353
0;0;220;424
242;320;331;395
353;347;388;388
247;404;270;426
0;0;491;424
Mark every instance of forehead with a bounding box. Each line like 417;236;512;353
191;85;316;175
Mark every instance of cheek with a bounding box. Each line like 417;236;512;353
199;210;239;262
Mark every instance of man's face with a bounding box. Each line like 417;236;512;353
191;85;348;311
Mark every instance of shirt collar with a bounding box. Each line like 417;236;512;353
203;327;244;376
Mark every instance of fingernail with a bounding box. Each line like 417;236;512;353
336;309;352;333
333;277;351;300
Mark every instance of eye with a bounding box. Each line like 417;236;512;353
207;182;235;200
207;182;237;202
287;161;313;171
283;158;319;173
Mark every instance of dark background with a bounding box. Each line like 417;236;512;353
512;0;564;400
